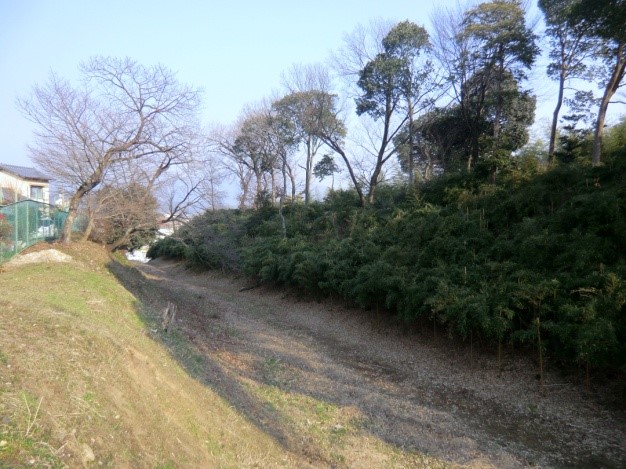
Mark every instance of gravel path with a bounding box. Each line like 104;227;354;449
123;259;626;468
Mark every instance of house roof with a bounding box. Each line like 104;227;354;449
0;164;50;182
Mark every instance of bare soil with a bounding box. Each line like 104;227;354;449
115;258;626;468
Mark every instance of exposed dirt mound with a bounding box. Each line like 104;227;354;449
4;249;72;268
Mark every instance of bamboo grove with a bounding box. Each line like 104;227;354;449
149;121;626;383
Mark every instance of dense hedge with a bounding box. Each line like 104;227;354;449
150;147;626;375
148;210;247;271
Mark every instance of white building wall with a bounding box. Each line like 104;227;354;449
0;171;50;204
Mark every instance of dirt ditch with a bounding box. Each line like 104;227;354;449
113;258;626;468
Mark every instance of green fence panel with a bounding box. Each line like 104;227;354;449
0;200;69;264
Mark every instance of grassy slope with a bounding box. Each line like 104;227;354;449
0;243;300;468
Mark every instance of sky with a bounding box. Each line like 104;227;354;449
1;1;624;198
1;0;459;167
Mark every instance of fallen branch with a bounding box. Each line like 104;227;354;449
162;301;177;333
24;395;43;437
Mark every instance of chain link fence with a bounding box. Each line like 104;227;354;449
0;200;68;264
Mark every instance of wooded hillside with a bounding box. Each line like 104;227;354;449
150;122;626;385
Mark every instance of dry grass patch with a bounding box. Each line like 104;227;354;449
0;242;301;467
245;380;455;468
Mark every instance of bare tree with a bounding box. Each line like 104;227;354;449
196;152;228;213
282;62;332;94
157;162;209;224
212;101;296;210
301;91;365;205
84;160;164;249
209;123;254;209
90;181;160;250
18;56;201;243
212;110;272;209
331;19;395;94
75;134;217;249
277;63;350;204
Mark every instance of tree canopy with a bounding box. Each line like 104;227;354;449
566;0;626;165
19;56;202;243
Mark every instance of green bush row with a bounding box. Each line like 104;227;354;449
150;148;626;373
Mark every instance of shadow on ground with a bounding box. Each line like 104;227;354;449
108;257;626;469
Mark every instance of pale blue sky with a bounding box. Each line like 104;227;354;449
1;0;457;168
1;0;623;171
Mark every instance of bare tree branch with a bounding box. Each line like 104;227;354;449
18;56;202;244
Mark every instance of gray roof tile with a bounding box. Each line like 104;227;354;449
0;164;50;181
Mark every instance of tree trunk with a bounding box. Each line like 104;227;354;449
536;314;545;393
279;155;287;239
304;137;312;205
60;204;78;244
60;163;105;243
367;168;381;205
493;52;505;142
592;42;626;167
61;190;87;243
254;169;263;208
289;170;297;201
238;174;251;209
407;99;415;189
334;145;365;207
467;133;479;172
548;70;566;164
79;216;95;242
366;106;392;204
269;170;276;206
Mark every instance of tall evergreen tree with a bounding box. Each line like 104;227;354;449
539;0;602;163
355;21;434;201
457;0;539;171
432;0;538;172
567;0;626;166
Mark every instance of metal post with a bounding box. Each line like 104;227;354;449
25;202;29;246
14;203;18;252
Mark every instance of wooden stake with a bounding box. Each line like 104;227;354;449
536;316;545;393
